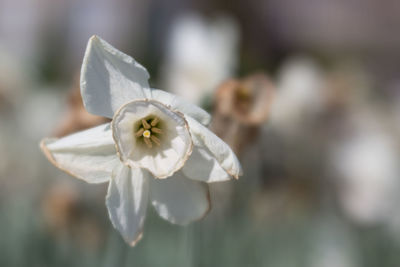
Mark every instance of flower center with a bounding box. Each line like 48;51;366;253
134;116;163;148
142;130;151;138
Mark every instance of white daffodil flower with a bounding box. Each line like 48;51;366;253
161;14;239;105
269;57;324;134
40;36;242;246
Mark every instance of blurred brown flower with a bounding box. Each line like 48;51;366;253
212;73;274;155
53;73;109;137
41;183;80;232
41;182;105;250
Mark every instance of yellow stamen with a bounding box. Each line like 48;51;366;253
143;130;151;138
151;117;159;126
143;137;152;148
135;128;145;137
151;127;162;134
150;135;161;146
142;119;151;129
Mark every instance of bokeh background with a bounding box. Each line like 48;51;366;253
2;0;400;266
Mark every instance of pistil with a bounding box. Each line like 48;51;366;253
143;130;151;138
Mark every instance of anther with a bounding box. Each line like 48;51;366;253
150;135;161;146
143;137;152;148
151;127;162;134
142;119;151;129
135;128;145;137
151;117;159;126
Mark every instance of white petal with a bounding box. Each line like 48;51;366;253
106;164;149;246
112;99;192;178
40;123;119;184
182;146;231;182
80;35;150;118
150;171;210;225
145;88;211;126
186;116;242;179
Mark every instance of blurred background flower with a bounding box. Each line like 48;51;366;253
160;13;239;105
1;0;400;266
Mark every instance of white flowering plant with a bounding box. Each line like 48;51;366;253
41;36;242;246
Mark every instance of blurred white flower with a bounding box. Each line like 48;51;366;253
0;45;29;108
40;36;242;246
160;14;239;105
331;114;400;226
269;57;324;134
